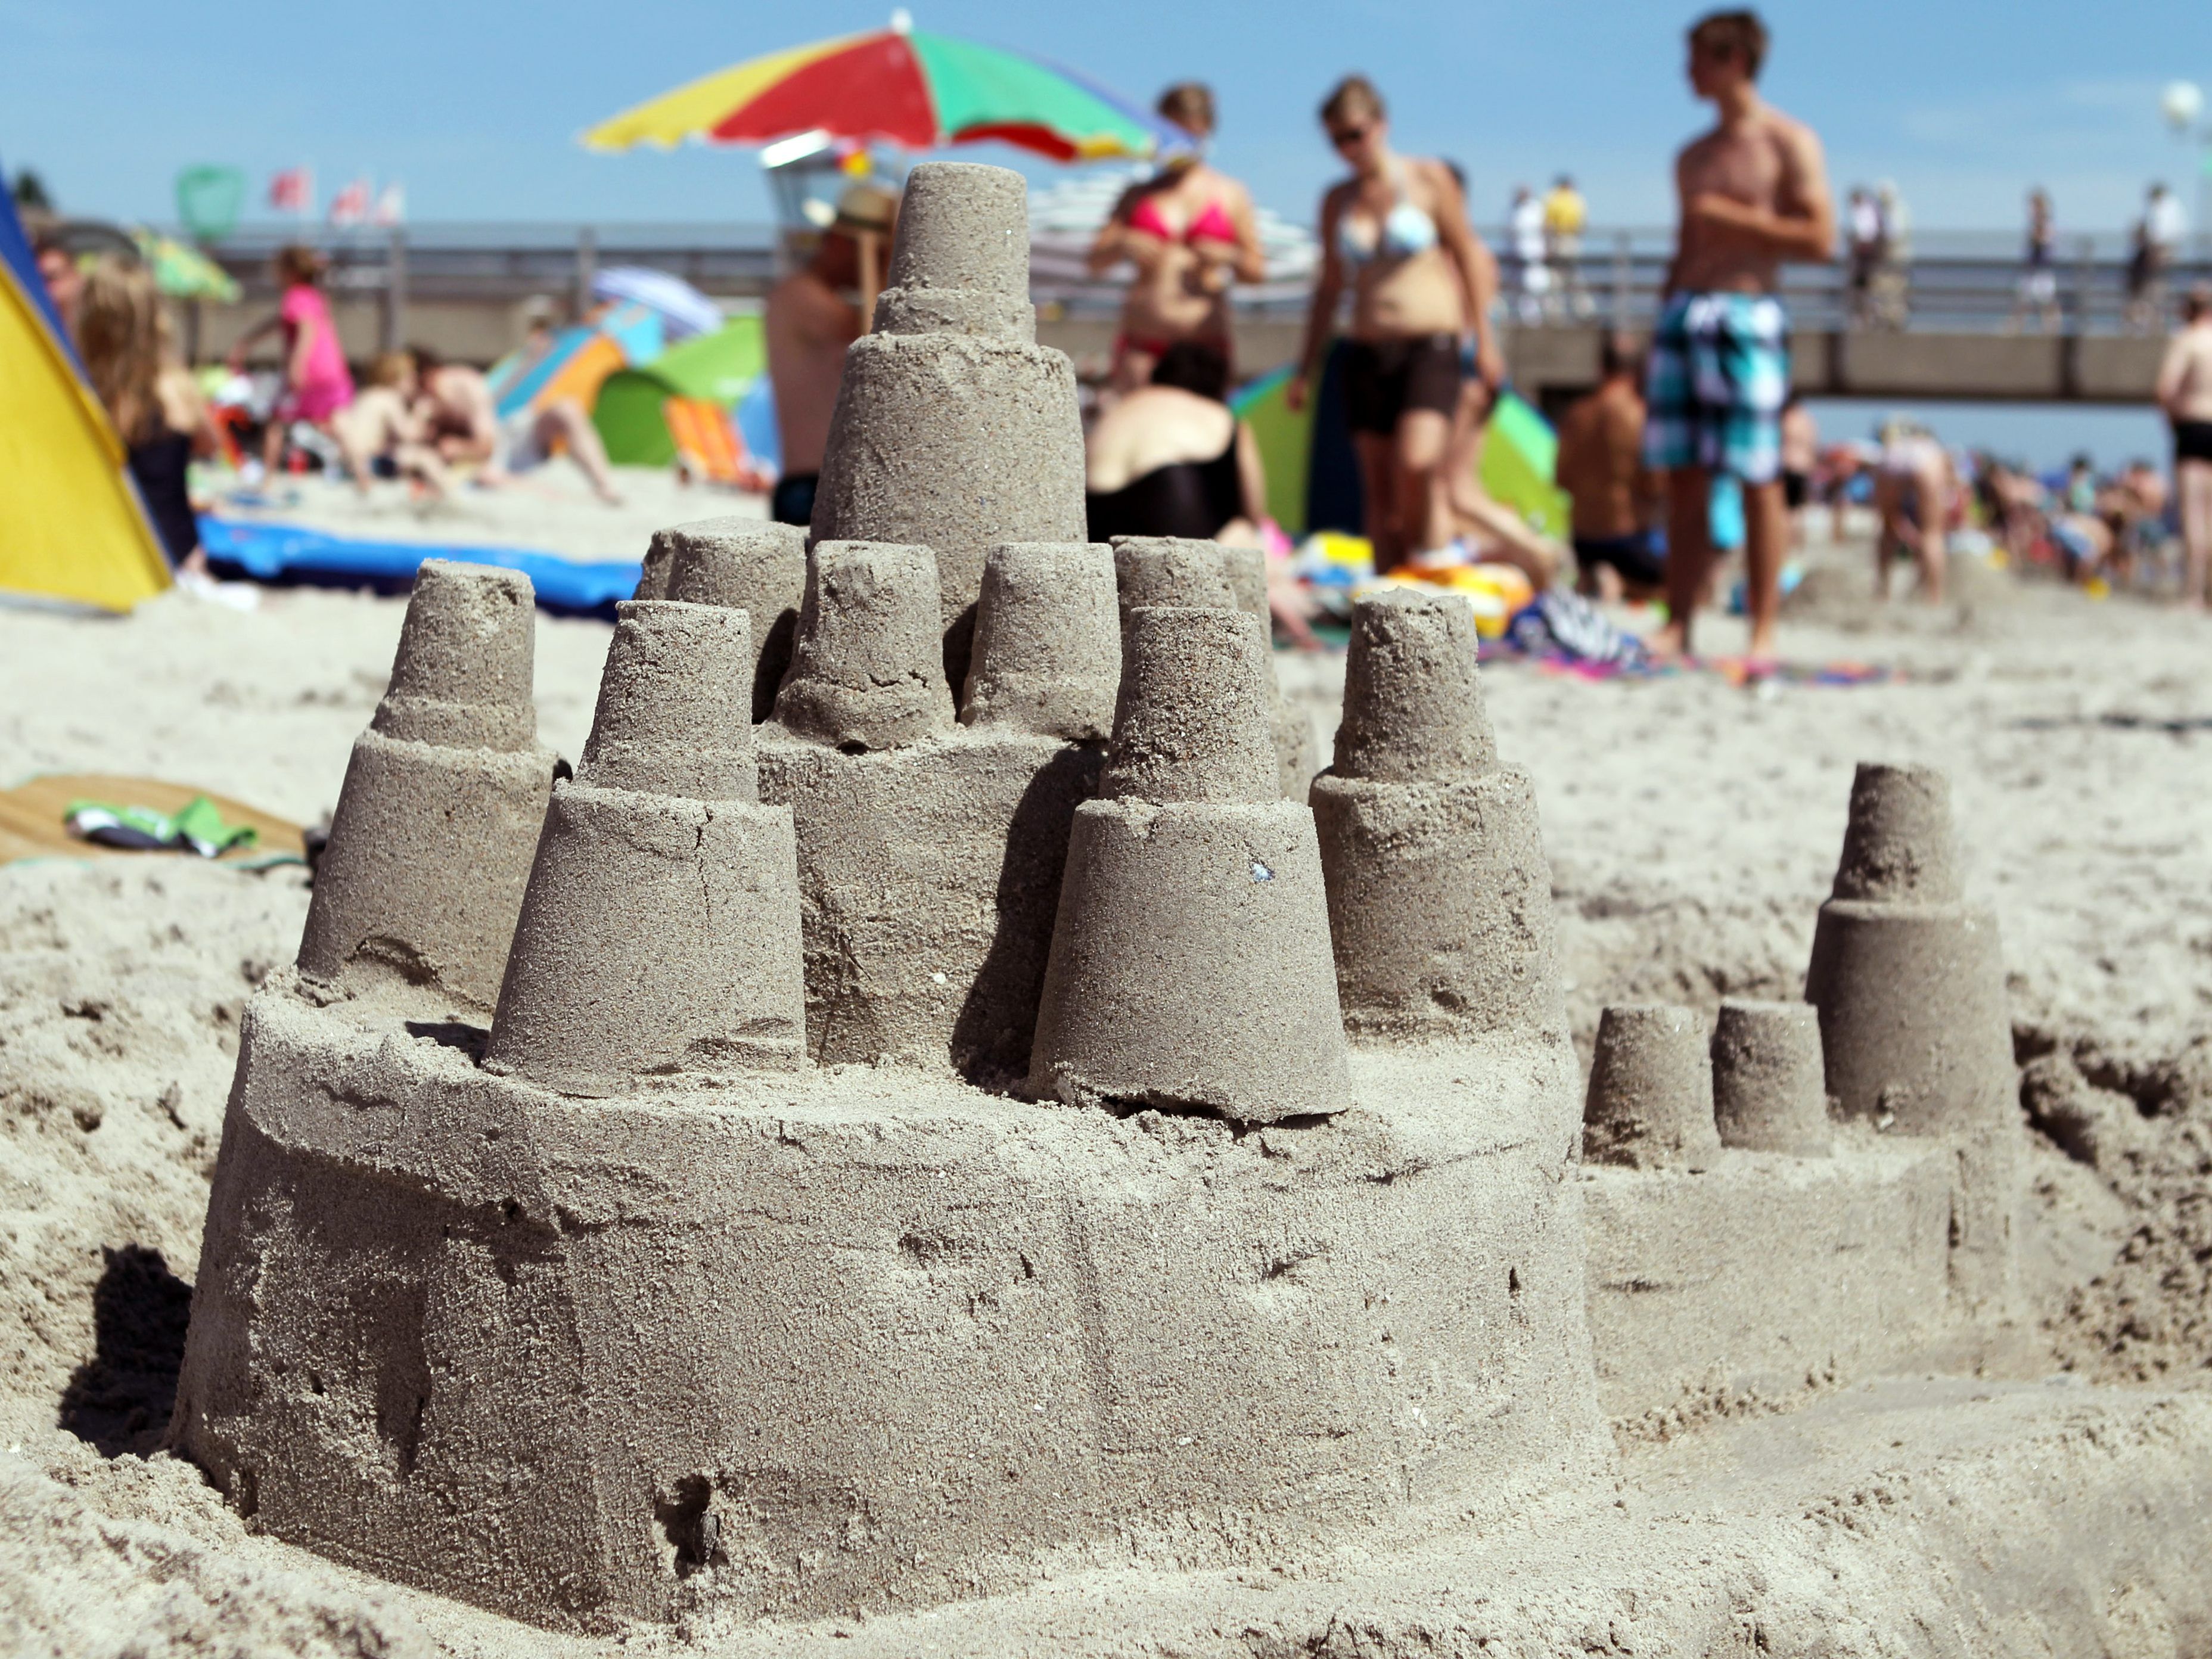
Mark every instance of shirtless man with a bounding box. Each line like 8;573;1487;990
1645;9;1833;660
1556;334;1664;600
764;182;898;528
413;343;622;505
2156;284;2212;608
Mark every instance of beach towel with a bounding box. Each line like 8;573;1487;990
1505;589;1651;668
0;775;306;868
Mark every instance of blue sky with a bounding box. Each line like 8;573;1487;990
6;0;2209;234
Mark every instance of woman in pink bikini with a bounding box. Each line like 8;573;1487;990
1087;82;1266;396
229;244;355;472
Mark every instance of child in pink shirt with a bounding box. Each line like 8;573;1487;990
230;244;355;471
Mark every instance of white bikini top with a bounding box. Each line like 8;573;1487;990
1337;161;1439;267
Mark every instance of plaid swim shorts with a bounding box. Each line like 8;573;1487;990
1641;291;1790;484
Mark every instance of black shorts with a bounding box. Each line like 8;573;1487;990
771;472;819;528
1573;533;1666;589
1340;334;1463;435
2174;420;2212;465
1782;469;1809;510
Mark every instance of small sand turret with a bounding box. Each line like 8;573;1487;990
810;163;1086;684
637;516;806;722
1310;590;1565;1036
296;560;557;1012
1582;1004;1720;1169
960;541;1120;741
1710;999;1832;1157
1029;605;1350;1122
1110;536;1318;798
481;602;804;1096
771;540;955;748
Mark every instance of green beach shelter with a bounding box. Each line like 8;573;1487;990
593;315;765;466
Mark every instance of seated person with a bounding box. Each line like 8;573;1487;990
1085;341;1319;648
335;351;452;496
1085;340;1262;543
1555;334;1665;601
412;343;623;505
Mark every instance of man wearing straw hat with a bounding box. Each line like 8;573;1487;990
765;179;900;527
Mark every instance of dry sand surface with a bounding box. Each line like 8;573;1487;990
3;507;2210;1655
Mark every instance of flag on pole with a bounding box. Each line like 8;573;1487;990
267;167;313;213
328;177;372;228
371;182;406;228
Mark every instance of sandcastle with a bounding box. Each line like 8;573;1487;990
167;164;2042;1638
1580;764;2021;1415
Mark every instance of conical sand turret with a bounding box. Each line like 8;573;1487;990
1710;999;1832;1157
1029;605;1350;1122
771;540;956;749
1805;763;2011;1133
646;515;807;722
960;541;1120;741
1582;1004;1720;1169
483;600;804;1095
1110;536;1318;798
1310;590;1565;1036
810;162;1086;687
297;560;557;1012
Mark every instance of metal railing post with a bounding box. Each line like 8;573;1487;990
1611;230;1630;331
381;228;408;353
574;226;598;321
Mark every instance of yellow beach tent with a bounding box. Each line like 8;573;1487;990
1;177;171;610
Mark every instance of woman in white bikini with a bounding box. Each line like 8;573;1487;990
1088;83;1267;397
1289;75;1501;573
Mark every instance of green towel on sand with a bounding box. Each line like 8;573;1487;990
64;796;260;858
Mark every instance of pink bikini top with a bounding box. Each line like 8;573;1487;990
1126;194;1238;246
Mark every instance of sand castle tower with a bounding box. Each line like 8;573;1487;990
483;601;805;1096
1111;536;1318;799
1028;605;1350;1122
1805;761;2018;1297
756;536;1112;1080
809;161;1086;685
633;516;806;722
296;560;557;1012
1310;589;1567;1036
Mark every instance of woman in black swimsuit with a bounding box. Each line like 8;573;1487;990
1085;341;1263;542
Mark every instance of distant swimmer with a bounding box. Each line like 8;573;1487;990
1644;8;1834;661
2156;284;2212;609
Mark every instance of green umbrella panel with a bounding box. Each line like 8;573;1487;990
593;315;765;465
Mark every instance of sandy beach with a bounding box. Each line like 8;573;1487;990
3;486;2210;1654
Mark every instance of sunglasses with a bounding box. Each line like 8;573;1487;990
1329;123;1375;151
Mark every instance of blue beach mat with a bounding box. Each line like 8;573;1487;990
199;518;642;616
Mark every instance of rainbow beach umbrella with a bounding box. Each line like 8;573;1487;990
582;11;1176;163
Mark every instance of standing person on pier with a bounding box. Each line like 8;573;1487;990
2157;284;2212;609
1087;82;1266;397
1643;9;1833;661
1289;75;1502;574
